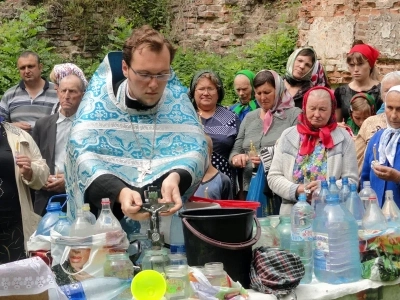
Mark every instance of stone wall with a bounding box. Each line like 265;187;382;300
169;0;300;52
298;0;400;83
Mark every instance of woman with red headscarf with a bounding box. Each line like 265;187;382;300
335;42;382;123
267;86;358;215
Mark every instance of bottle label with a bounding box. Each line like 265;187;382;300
291;225;313;242
314;232;329;271
60;282;86;300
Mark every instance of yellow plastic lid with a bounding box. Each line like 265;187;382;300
131;270;166;300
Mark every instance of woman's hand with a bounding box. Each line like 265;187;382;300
249;155;261;167
15;154;33;181
232;154;248;168
372;164;400;182
296;180;319;202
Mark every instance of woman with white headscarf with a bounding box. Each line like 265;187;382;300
361;85;400;207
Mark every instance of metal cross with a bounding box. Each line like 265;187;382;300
137;163;152;183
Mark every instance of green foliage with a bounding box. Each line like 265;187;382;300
172;27;298;106
0;6;62;97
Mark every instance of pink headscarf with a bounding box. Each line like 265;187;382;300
257;70;294;134
348;44;380;68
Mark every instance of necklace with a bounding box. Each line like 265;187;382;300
129;107;159;183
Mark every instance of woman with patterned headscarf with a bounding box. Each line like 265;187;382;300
346;92;376;136
335;42;383;123
268;86;358;215
230;70;301;202
284;47;330;108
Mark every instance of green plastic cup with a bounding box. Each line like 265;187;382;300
131;270;166;300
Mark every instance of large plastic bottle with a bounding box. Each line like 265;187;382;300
290;193;313;284
53;212;71;236
328;176;340;196
35;202;62;236
345;183;365;228
70;209;94;237
359;181;377;210
253;217;279;249
362;195;388;231
339;177;350;204
56;277;131;300
382;190;400;228
82;203;96;225
311;180;329;216
170;213;186;254
276;215;291;251
313;193;361;284
94;198;122;233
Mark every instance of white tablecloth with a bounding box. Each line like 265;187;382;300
247;277;400;299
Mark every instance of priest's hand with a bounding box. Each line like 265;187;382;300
159;172;183;216
118;188;150;220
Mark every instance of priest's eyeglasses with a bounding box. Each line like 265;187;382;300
129;66;171;82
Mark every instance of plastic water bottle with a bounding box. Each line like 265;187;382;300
276;215;291;251
56;277;131;300
82;203;96;225
170;213;186;254
328;176;340;195
290;193;313;284
359;181;377;210
362;195;388;231
53;212;71;236
339;177;350;203
35;202;62;236
345;183;365;228
70;209;94;237
382;190;400;228
254;217;279;249
311;180;329;216
95;198;122;233
313;194;361;284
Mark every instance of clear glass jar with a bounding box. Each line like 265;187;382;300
141;248;171;273
165;265;190;299
203;262;230;287
103;252;134;300
277;214;291;251
168;253;188;266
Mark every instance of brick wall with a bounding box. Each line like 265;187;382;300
298;0;400;84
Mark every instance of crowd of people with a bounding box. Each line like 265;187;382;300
0;25;399;265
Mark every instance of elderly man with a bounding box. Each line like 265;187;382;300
0;51;58;133
32;74;85;215
229;70;259;121
361;85;400;207
65;25;207;222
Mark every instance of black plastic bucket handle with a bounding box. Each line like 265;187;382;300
182;215;261;251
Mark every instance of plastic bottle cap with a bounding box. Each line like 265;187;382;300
386;190;394;198
131;270;166;300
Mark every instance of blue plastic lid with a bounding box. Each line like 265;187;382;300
298;193;307;202
349;183;357;191
170;244;186;254
46;202;62;211
329;176;336;182
342;177;349;184
326;194;339;204
321;180;328;188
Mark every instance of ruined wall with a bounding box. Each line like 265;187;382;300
298;0;400;83
169;0;300;52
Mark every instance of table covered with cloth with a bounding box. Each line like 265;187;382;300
247;277;400;299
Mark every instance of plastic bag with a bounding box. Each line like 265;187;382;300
246;164;267;217
50;229;129;286
189;267;249;300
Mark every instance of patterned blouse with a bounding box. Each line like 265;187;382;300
292;136;328;184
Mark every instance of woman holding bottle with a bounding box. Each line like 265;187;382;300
267;86;358;215
230;70;301;201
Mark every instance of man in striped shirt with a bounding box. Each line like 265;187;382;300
0;51;58;134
